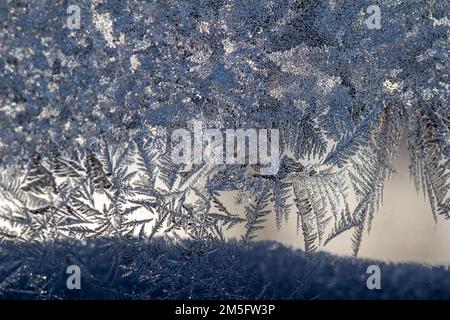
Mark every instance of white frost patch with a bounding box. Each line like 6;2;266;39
317;76;340;95
93;12;115;47
432;16;450;27
130;55;141;72
328;0;337;10
383;79;403;94
222;38;237;55
198;20;210;34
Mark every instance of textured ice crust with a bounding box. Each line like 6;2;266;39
0;0;449;300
